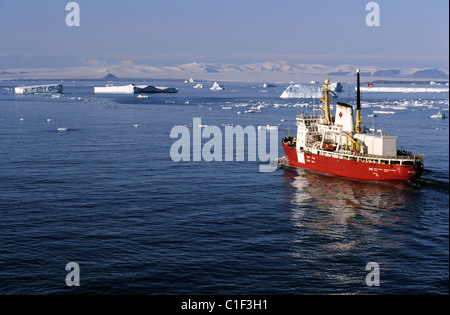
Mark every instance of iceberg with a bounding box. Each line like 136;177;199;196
280;84;337;99
15;84;63;94
329;82;343;92
210;82;226;91
430;111;446;119
94;84;178;94
193;83;204;89
263;83;277;88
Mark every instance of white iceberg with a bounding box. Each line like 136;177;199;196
329;82;343;92
94;84;178;94
210;82;226;91
280;84;337;99
15;84;63;94
430;111;446;119
263;83;277;88
193;83;204;89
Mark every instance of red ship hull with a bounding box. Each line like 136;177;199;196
282;142;423;181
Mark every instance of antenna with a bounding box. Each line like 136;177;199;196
355;69;363;133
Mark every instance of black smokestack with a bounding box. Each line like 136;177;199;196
356;68;361;111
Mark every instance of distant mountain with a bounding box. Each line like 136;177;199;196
178;62;220;73
327;71;351;76
102;73;119;80
372;69;402;77
204;65;220;73
411;68;448;79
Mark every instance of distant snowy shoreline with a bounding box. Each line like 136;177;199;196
1;61;448;83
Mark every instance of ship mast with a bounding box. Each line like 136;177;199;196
355;69;363;133
320;79;333;125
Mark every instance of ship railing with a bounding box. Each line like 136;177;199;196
311;148;424;162
397;150;425;160
348;152;424;161
296;113;324;122
356;152;421;159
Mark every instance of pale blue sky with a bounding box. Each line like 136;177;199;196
0;0;448;69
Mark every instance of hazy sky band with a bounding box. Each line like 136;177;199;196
0;0;448;70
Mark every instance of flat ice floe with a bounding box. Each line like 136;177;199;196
373;111;396;115
15;84;63;94
359;86;449;93
94;84;178;94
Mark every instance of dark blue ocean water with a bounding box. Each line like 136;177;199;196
0;80;448;295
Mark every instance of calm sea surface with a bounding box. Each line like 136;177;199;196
0;80;448;294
